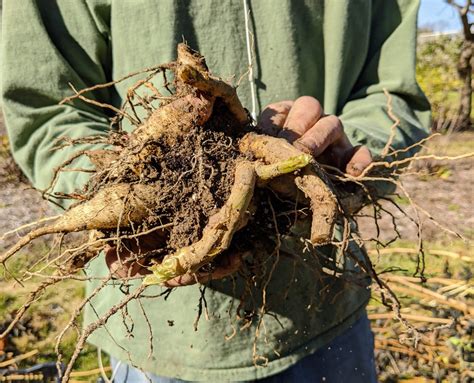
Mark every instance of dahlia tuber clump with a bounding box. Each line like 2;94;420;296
2;44;362;285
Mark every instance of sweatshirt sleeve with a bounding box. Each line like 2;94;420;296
338;0;431;158
1;0;113;201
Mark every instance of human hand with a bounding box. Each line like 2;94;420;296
105;231;242;287
258;96;372;176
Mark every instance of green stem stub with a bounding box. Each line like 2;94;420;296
255;154;312;181
143;256;183;285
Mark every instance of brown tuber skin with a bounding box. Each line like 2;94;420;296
175;44;249;125
0;184;158;264
239;133;338;245
131;94;215;144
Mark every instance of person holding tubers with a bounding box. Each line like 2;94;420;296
2;1;430;382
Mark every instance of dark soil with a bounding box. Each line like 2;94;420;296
148;123;241;250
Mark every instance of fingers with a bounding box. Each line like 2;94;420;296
258;96;323;141
279;96;323;142
291;114;372;176
293;115;344;157
105;246;150;279
258;97;371;176
258;100;293;136
163;273;200;287
104;231;166;278
209;251;243;279
164;252;244;287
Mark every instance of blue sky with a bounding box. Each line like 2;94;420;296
418;0;467;31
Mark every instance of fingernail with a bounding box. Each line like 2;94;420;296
348;163;364;176
293;140;312;155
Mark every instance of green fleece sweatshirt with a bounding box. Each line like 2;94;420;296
2;0;430;381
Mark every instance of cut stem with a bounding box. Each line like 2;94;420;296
255;154;312;181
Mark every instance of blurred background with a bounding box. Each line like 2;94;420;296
418;0;473;132
0;1;472;382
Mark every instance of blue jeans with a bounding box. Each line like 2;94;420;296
110;314;377;383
